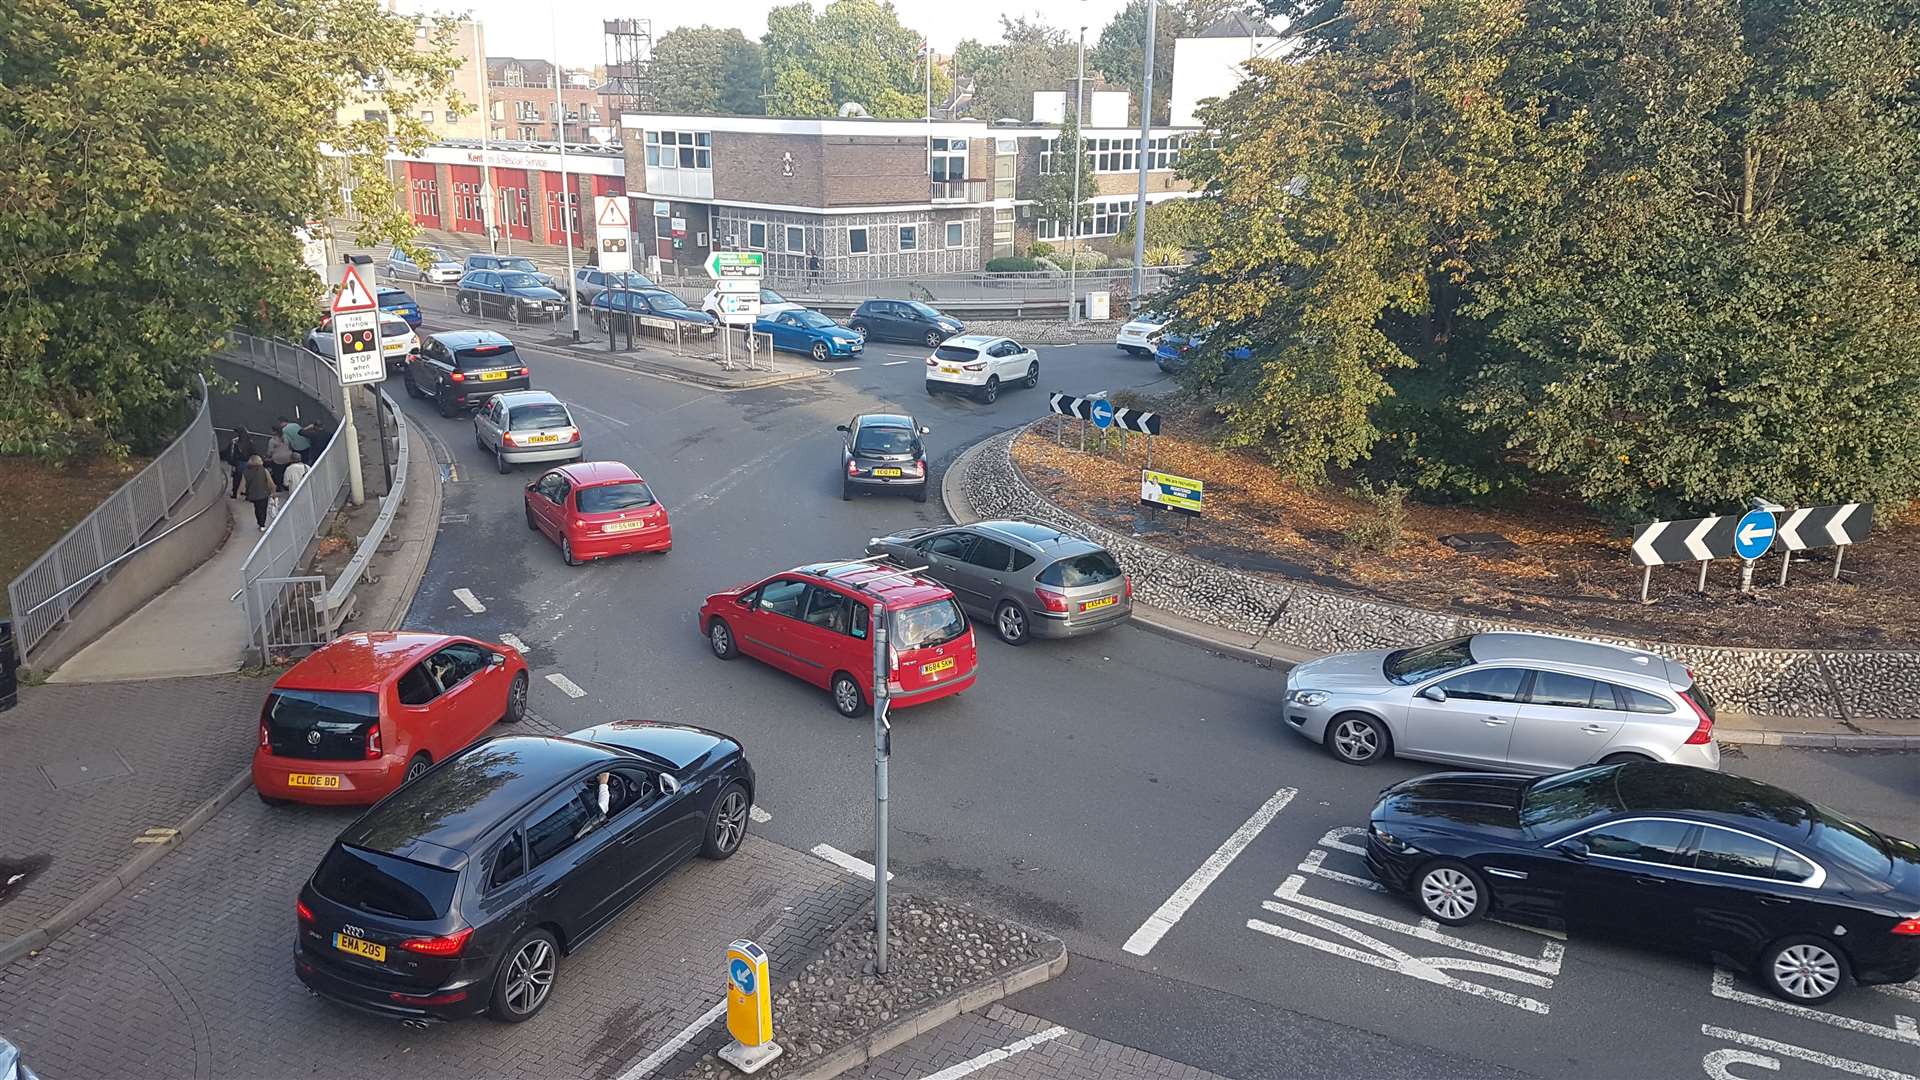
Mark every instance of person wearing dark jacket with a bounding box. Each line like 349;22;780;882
242;454;274;530
225;429;256;498
301;420;332;460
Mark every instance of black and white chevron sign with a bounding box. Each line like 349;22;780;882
1048;392;1090;419
1047;393;1162;435
1774;503;1874;550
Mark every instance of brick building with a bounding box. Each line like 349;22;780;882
381;142;626;251
485;58;612;144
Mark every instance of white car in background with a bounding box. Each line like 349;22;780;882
386;246;463;285
923;334;1040;404
701;286;803;327
306;312;418;373
1116;310;1167;357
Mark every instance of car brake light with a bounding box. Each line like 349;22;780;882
1124;575;1133;599
296;899;314;924
1892;918;1920;936
925;357;938;367
259;719;270;749
962;362;987;371
1680;692;1714;745
365;725;382;759
518;367;529;376
400;926;474;957
501;431;517;446
847;459;859;475
450;371;465;382
1034;587;1069;613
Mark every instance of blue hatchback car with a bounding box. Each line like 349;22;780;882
756;309;865;361
1155;333;1252;373
379;287;423;329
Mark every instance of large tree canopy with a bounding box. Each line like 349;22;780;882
651;26;766;115
953;17;1078;123
0;0;460;458
1165;0;1920;519
761;0;947;119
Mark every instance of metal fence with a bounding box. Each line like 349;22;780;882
6;376;215;663
754;266;1181;312
244;576;327;652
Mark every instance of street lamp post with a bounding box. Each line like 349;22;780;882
551;14;580;342
1067;24;1087;325
870;602;891;974
1130;1;1158;303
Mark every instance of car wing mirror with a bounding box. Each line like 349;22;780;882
659;773;680;795
1420;686;1448;703
918;425;931;435
525;480;538;491
1557;838;1590;861
836;424;849;432
488;652;506;667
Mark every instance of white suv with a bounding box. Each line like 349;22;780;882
924;335;1040;404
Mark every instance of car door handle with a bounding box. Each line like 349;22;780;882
988;578;1003;586
1633;875;1665;886
1758;897;1791;907
1581;725;1610;734
1482;717;1509;726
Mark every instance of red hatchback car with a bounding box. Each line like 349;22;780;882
699;559;978;717
525;460;672;566
253;631;529;806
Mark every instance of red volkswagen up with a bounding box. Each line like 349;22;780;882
524;460;672;566
253;631;529;806
698;559;978;717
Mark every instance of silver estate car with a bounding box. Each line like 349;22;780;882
1283;632;1721;773
472;390;583;473
866;520;1131;645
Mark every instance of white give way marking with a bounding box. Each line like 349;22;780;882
915;1026;1067;1080
1122;786;1296;956
1701;1025;1918;1080
544;672;587;698
452;587;485;614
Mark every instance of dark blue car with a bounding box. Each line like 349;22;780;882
590;288;717;337
1155;332;1252;373
756;309;864;361
379;287;422;329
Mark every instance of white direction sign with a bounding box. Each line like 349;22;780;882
715;277;759;294
594;195;631;274
333;310;386;385
718;293;762;318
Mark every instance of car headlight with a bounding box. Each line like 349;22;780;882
1289;689;1330;707
1369;823;1418;854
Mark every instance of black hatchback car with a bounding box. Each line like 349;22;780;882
847;299;965;346
1365;762;1920;1004
407;331;530;417
295;723;755;1024
838;412;930;502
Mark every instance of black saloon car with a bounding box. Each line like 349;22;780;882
456;270;567;324
407;331;530;417
847;299;964;346
295;723;755;1023
1365;762;1920;1004
463;253;559;290
838;412;930;502
589;288;717;336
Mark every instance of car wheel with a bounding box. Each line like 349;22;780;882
489;928;559;1023
1024;361;1039;389
1600;752;1654;765
502;672;528;723
525;503;540;531
404;753;431;783
1761;937;1850;1004
496;447;510;474
980;376;999;404
842;479;853;501
560;537;580;567
1326;712;1389;765
925;382;939;397
811;342;829;362
256;792;289;807
913;481;928;504
925;329;942;347
1415;860;1489;926
404;370;423;399
849;321;868;337
701;782;751;860
436;387;456;419
995;600;1030;645
458;294;474;315
707;618;738;659
831;672;866;718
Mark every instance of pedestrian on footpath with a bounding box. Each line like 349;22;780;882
807;249;821;286
242;454;274;531
266;429;294;491
282;416;313;465
301;419;332;460
224;428;256;498
282;459;310;493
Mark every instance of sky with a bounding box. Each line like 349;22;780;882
411;0;1137;67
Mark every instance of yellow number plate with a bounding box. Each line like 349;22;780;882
1080;596;1118;612
334;933;386;962
920;657;956;676
940;366;961;374
525;433;560;444
287;773;341;789
873;468;902;477
602;520;647;533
481;370;508;381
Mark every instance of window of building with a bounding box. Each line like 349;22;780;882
505;65;526;88
491;101;504;121
1034;198;1137;241
786;225;806;252
419;110;435;123
1146;135;1183;170
517;126;536;140
898;225;918;251
1038;137;1056;175
748;222;767;250
945;221;964;249
516;100;539;121
930;137;967;182
645;129;711;170
546;189;580;239
362;109;387;123
848;226;869;255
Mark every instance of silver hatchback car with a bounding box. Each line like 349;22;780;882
1283;632;1721;773
473;390;583;473
866;520;1131;644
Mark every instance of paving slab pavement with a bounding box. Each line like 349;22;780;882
843;1004;1230;1080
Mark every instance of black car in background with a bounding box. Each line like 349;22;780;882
847;299;965;347
1365;762;1920;1004
462;254;559;291
406;330;531;416
456;271;567;324
837;412;930;503
589;288;717;336
295;723;755;1023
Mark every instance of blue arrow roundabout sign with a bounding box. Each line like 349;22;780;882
729;957;755;995
1733;509;1776;561
1090;398;1114;430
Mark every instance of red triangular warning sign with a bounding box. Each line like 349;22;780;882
331;262;377;314
597;198;629;229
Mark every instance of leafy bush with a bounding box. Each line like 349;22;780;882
1143;245;1186;266
1027;241;1054;258
1054;249;1109;270
985;256;1041;273
1035;257;1063;272
1340;480;1410;556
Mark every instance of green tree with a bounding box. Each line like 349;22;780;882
761;0;948;118
652;27;765;115
0;0;460;458
1033;111;1098;253
953;17;1078;122
1117;198;1217;253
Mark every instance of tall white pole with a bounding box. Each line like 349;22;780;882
1131;1;1157;302
553;14;581;341
1067;25;1086;324
871;602;891;974
474;20;498;255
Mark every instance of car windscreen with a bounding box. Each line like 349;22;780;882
1037;551;1122;588
794;311;835;329
762;289;788;303
264;689;378;758
1810;806;1895;880
508;403;572;429
312;843;457;921
454;345;520;370
643;291;689;311
892;599;967;650
504;258;538;272
610;272;654;288
906;301;941;318
1383;637;1475;684
854;426;918;455
499;272;542;290
577;481;656;513
1519;765;1624;831
933;345;979;362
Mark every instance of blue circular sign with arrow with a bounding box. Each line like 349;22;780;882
729;957;755;995
1734;508;1777;561
1090;398;1115;430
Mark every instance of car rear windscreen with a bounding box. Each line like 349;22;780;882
577;481;655;513
933;345;979;362
854;427;918;455
455;345;520;370
313;843;457;921
509;403;571;429
892;599;967;650
264;689;379;760
380;317;410;337
1038;551;1122;588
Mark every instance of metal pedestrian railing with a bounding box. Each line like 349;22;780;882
5;376;215;663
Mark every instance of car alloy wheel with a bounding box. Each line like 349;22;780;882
1417;863;1485;925
436;388;456;419
849;322;868;337
496;448;509;474
925;329;941;347
561;537;580;567
708;619;738;659
1024;361;1039;388
995;601;1029;645
832;673;864;717
1328;715;1386;764
503;672;528;723
500;936;556;1017
981;376;999;404
458;295;474;314
1766;939;1844;1002
525;503;540;531
703;785;749;859
405;754;430;782
811;342;829;361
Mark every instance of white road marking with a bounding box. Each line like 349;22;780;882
1270;875;1563;975
1711;968;1919;1044
1316;826;1368;855
613;1000;726;1080
567;403;632;427
830;365;860;372
1702;1047;1779;1080
1306;828;1565;940
544;672;588;699
1298;847;1386;891
498;633;528;652
452;588;486;614
749;805;771;823
810;843;894;881
1701;1024;1920;1080
1122;786;1296;956
882;360;912;366
1877;981;1920;1005
1248;906;1552;1014
916;1026;1068;1080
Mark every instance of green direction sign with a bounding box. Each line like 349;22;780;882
705;250;765;280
